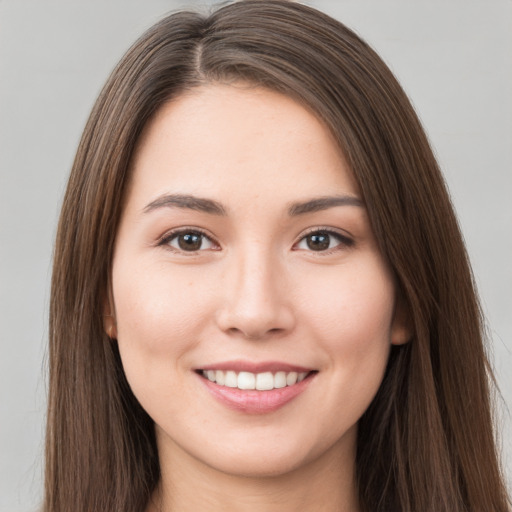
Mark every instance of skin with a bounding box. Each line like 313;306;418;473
107;83;410;512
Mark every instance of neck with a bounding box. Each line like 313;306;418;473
147;431;360;512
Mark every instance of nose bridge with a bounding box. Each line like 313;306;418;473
236;244;276;307
216;242;294;338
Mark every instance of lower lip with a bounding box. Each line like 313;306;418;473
198;373;315;414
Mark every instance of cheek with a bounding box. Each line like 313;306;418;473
114;261;207;344
297;258;395;401
300;258;395;344
111;259;214;395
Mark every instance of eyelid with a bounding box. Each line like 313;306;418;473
157;226;220;252
293;226;355;251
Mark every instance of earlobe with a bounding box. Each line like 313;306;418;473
104;316;117;340
103;291;118;340
391;323;412;345
390;295;413;346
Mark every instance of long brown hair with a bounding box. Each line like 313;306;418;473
45;1;511;510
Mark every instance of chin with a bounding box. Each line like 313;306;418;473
208;449;310;479
160;420;357;482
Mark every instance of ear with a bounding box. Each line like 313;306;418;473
102;288;118;340
390;293;413;346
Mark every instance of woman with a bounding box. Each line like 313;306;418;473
45;1;511;511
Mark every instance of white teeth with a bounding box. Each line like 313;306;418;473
201;369;311;390
286;372;298;386
274;371;287;389
215;370;225;386
238;372;256;390
256;372;274;391
297;372;307;382
224;371;238;388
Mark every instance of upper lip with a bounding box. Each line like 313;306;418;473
198;360;315;374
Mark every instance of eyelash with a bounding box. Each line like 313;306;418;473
157;227;354;254
157;228;219;253
293;227;354;254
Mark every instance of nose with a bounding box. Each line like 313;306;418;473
215;249;296;340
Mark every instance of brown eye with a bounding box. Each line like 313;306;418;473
306;232;331;251
295;230;353;252
166;231;215;252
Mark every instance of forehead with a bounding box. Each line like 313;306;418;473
128;83;359;211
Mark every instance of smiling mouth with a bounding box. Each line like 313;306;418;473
197;369;316;391
196;365;317;413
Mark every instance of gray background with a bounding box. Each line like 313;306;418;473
1;1;510;510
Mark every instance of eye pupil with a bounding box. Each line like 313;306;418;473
307;232;330;251
178;233;202;251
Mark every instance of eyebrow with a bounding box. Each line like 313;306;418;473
143;194;227;215
287;195;364;215
143;193;363;217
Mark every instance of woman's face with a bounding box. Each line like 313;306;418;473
110;84;409;478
